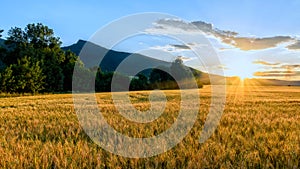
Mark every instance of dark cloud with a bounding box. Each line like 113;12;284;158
170;44;191;49
191;21;214;32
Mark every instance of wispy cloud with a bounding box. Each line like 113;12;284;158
253;62;300;79
287;40;300;50
280;64;300;69
148;19;300;51
150;44;191;52
225;36;292;50
254;70;300;77
253;60;281;66
170;44;191;50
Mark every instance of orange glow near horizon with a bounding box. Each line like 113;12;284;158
226;56;258;80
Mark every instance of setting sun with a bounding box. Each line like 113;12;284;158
226;56;257;80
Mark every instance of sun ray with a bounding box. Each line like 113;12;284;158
226;56;258;81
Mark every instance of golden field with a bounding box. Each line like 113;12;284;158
0;85;299;168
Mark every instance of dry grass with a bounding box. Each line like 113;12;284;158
0;85;299;168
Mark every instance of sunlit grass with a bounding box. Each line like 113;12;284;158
0;86;299;168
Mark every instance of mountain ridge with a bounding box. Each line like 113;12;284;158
62;39;172;76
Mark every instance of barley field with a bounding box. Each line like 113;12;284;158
0;85;299;168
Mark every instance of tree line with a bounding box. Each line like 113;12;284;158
0;23;202;94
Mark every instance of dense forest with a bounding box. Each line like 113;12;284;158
0;23;203;94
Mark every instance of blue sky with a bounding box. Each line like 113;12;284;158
1;0;300;80
2;0;300;45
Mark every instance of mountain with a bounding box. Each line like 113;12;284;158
62;39;86;57
62;40;300;86
62;40;171;76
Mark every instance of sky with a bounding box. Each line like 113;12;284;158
1;0;300;80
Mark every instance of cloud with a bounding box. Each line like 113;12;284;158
217;64;229;70
254;62;300;78
155;19;198;31
148;19;298;51
226;36;292;50
148;19;200;35
254;70;300;77
287;40;300;50
177;55;191;61
170;44;191;49
252;60;300;77
190;21;214;32
253;60;281;66
280;64;300;69
150;44;192;53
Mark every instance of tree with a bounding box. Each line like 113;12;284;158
0;65;13;92
72;63;94;92
61;50;78;91
24;23;61;49
110;72;130;91
149;57;200;89
130;73;149;91
170;57;191;81
149;66;173;83
190;68;203;88
0;29;6;70
149;66;176;89
0;56;45;93
4;23;67;92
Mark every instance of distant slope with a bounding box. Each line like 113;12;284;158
62;39;86;56
62;40;173;76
